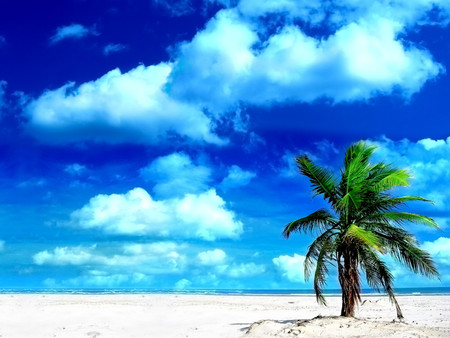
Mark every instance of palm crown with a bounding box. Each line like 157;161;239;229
283;141;440;318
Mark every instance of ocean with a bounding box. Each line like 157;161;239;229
0;287;449;295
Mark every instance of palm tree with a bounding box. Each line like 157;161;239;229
283;141;440;319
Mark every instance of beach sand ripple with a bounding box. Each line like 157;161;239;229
245;316;450;337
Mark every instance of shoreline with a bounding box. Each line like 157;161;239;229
0;287;448;297
0;293;448;337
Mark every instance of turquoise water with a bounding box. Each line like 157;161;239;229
0;287;449;295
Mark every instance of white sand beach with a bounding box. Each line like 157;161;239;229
0;294;448;337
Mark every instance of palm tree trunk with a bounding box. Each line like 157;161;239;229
338;250;361;317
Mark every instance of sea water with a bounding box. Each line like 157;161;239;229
0;287;449;295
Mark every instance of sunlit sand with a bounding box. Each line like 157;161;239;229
0;294;448;337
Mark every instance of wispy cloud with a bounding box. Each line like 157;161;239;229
140;152;212;198
103;43;127;56
219;165;256;190
0;81;6;109
50;23;97;44
33;243;265;288
152;0;194;17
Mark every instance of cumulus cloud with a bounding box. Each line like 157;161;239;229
273;253;306;283
25;64;224;145
422;237;450;265
170;9;443;107
103;43;127;56
50;23;97;44
219;165;256;190
33;242;185;274
34;245;99;266
33;243;265;287
168;9;258;114
24;1;448;144
68;187;243;241
197;249;227;265
174;278;192;289
226;262;265;278
140;152;211;198
237;0;450;27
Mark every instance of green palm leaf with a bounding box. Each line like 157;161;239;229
296;156;337;205
283;209;337;238
382;212;439;228
343;224;383;251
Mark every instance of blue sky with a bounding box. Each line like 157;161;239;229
0;0;449;291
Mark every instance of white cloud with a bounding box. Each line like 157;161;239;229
273;253;306;283
17;178;46;188
68;187;243;241
103;43;126;56
226;262;265;278
197;249;227;265
219;165;256;190
65;163;88;176
33;242;266;288
140;152;211;198
24;1;449;144
237;0;450;27
422;237;450;265
238;0;325;24
170;11;442;107
168;9;258;114
33;242;186;275
50;23;97;44
25;64;224;145
174;278;192;289
33;245;99;266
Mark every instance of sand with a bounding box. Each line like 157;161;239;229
0;294;448;337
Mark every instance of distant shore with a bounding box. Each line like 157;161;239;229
0;294;448;337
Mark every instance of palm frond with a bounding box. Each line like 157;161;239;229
382;212;439;229
370;168;411;192
313;241;333;306
344;141;377;169
391;240;440;278
358;246;393;291
304;228;338;280
296;156;337;205
369;196;433;213
343;224;383;252
283;209;337;238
